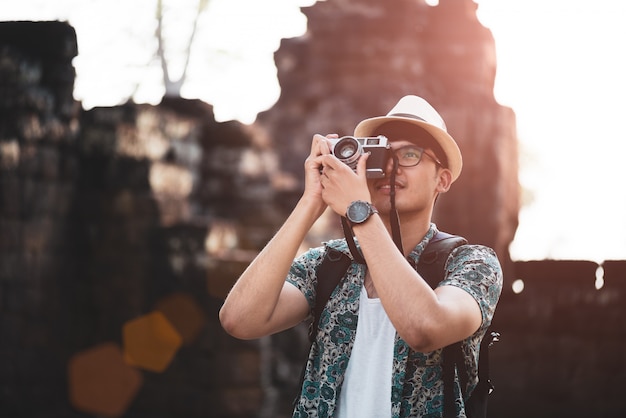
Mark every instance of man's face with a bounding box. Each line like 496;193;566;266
367;139;445;215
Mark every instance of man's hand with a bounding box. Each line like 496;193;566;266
318;146;372;217
300;134;335;218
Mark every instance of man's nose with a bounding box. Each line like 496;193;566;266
385;152;400;175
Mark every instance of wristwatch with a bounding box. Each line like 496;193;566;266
346;200;378;224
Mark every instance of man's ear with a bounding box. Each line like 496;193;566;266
436;168;453;193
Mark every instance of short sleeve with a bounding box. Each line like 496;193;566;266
286;246;326;311
440;244;503;333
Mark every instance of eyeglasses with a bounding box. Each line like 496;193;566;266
393;145;443;168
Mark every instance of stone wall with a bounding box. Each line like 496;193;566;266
1;21;83;416
492;259;626;418
258;0;519;276
0;21;285;418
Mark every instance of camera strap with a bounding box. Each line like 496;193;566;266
388;156;404;254
341;217;366;264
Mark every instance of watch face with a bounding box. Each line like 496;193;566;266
347;201;370;223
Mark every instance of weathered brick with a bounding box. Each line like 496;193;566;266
0;176;20;217
0;139;20;170
0;218;21;252
0;252;21;281
220;387;263;416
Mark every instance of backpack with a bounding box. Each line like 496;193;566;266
307;231;498;418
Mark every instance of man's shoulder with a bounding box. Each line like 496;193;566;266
450;243;499;260
447;244;503;280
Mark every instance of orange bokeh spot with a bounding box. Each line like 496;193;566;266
122;311;182;373
154;292;206;345
67;342;143;417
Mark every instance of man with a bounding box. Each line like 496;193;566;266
219;95;502;417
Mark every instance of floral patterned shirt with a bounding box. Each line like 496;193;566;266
287;224;502;418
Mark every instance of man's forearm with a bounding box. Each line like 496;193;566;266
219;196;324;338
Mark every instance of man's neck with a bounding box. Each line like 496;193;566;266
380;210;432;257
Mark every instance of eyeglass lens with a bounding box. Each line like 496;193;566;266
394;146;424;167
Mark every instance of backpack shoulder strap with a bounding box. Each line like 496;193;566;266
415;231;468;418
415;231;467;288
424;232;499;418
308;247;352;342
296;247;352;406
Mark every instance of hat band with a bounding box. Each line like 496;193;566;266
388;113;427;122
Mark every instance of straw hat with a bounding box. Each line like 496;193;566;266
354;95;462;181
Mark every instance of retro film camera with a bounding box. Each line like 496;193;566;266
329;135;390;178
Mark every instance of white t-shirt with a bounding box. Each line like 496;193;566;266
336;285;396;418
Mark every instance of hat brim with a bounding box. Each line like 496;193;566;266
354;116;462;182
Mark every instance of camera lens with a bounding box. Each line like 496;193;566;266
333;136;361;168
336;141;358;159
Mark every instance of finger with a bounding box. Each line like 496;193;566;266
320;154;348;176
313;134;336;156
355;151;370;178
311;134;327;154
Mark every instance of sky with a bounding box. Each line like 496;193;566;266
1;0;625;262
473;0;626;262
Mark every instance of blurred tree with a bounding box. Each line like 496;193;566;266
0;0;311;121
156;0;210;97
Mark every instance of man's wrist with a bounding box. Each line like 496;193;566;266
346;200;378;224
